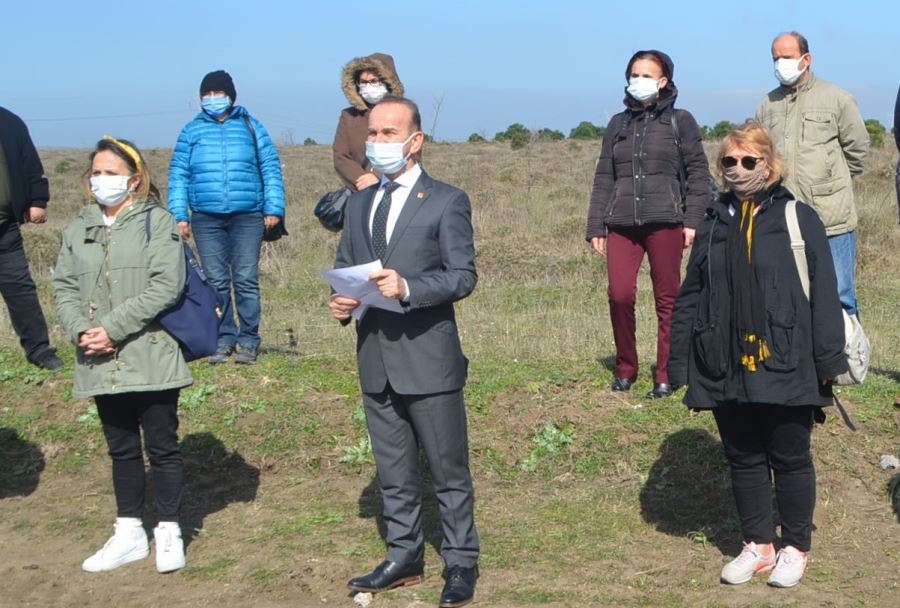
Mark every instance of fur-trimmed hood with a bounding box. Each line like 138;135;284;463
341;53;404;111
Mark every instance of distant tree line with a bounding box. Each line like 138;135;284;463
467;118;890;150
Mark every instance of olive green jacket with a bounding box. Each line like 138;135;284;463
52;199;192;398
756;73;869;236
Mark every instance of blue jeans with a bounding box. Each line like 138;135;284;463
191;212;264;350
827;230;858;316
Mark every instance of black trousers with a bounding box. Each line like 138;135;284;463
0;221;52;361
95;389;183;521
713;404;816;551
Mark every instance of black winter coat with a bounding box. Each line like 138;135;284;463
586;87;710;239
0;106;49;224
668;184;848;408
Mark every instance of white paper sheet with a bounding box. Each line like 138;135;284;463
321;260;405;321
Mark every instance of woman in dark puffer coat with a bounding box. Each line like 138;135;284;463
586;50;711;398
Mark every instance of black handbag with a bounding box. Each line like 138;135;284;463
263;218;288;242
314;187;351;232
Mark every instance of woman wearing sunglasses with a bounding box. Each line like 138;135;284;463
586;50;711;399
668;121;848;588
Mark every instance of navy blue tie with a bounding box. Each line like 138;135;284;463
372;181;400;260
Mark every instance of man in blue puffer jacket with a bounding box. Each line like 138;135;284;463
168;70;285;364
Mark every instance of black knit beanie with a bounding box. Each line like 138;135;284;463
199;70;236;101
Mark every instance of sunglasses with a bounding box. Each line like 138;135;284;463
722;156;763;170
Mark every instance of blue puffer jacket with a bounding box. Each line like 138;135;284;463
167;105;285;222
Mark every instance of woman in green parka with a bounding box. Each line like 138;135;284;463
53;137;191;574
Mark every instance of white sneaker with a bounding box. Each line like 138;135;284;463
720;541;776;584
767;546;808;588
82;518;149;572
154;522;186;573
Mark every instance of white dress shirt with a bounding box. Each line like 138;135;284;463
368;163;422;303
368;162;422;242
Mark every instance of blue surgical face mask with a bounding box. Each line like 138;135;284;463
201;95;232;118
365;132;418;175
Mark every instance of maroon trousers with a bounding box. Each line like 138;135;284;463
606;225;684;384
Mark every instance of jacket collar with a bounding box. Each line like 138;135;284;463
195;104;247;124
782;72;817;96
623;83;678;114
716;181;793;220
80;199;154;241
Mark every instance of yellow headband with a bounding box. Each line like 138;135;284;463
101;135;144;173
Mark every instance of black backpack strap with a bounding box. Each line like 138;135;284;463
670;109;687;206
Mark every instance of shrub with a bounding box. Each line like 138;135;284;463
865;119;886;148
467;133;487;143
702;121;736;141
494;123;530;142
302;137;317;146
569;121;606;140
536;128;565;142
510;131;531;150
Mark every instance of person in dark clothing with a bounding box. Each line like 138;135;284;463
586;50;711;398
0;106;62;370
894;84;899;223
668;122;848;589
894;85;900;408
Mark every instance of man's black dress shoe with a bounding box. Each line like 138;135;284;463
646;383;675;399
347;559;424;592
439;564;478;608
611;376;637;392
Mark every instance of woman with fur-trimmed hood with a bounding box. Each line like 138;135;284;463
333;53;404;191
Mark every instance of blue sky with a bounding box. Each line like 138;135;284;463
2;0;898;148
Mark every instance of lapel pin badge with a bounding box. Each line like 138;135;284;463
417;191;425;199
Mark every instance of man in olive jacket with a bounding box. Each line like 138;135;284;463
0;106;62;370
756;32;869;316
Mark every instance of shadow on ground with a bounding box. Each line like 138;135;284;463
639;427;740;556
0;427;44;499
177;432;260;548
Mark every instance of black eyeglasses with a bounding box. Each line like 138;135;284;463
722;156;763;170
358;78;383;86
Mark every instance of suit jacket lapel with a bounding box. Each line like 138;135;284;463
383;172;431;264
359;185;378;260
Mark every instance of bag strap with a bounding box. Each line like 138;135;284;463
242;114;265;187
670;109;687;205
144;205;153;242
784;200;810;300
832;394;858;431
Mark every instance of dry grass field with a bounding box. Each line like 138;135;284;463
0;139;898;607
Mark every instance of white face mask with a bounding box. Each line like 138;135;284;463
359;83;388;105
626;77;661;103
774;57;807;86
90;175;132;207
365;132;418;175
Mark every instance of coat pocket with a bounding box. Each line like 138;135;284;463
809;178;850;229
693;320;727;379
763;308;800;372
801;111;838;145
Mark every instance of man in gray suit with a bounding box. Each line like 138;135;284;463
329;96;479;608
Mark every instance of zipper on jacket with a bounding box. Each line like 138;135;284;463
633;117;648;226
220;121;230;213
103;225;120;389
